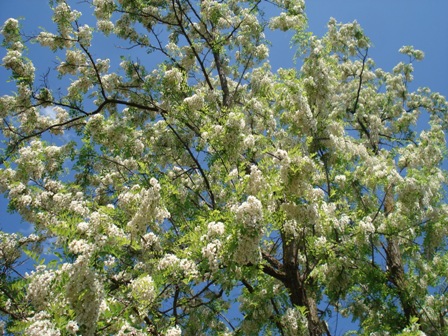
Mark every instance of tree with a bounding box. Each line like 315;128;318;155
0;0;447;334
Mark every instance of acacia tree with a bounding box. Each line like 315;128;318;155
0;0;447;335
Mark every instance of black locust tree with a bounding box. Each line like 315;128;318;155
0;0;447;335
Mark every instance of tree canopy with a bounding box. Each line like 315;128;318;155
0;0;447;335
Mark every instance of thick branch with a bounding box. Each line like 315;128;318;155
384;184;419;324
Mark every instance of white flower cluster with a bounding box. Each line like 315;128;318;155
97;19;114;34
201;221;225;271
0;95;15;118
165;325;182;336
399;45;424;61
233;196;263;230
243;134;255;149
25;311;60;336
119;179;170;238
226;112;246;130
76;24;92;46
53;2;81;37
16;141;46;179
26;265;56;309
273;149;289;162
58;50;87;75
65;257;104;334
283;219;298;238
281;307;309;336
158;253;198;279
68;239;95;255
206;221;225;238
270;11;305;31
130;275;156;310
327;18;370;55
2;48;35;82
36;32;59;50
1;18;20;44
334;214;351;231
141;232;161;251
183;94;204;111
334;174;346;185
164;68;184;90
202;239;222;271
280;154;321;198
247;165;264;195
359;216;375;235
65;321;79;335
231;196;264;265
269;0;305;31
116;323;146;336
0;232;20;265
93;0;115;20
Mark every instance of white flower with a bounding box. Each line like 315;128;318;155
68;239;94;255
0;232;20;264
213;125;223;134
281;307;309;336
359;216;375;234
141;232;161;250
183;94;204;110
77;24;92;46
158;253;180;270
164;68;183;89
1;18;20;43
166;325;182;336
273;149;289;162
207;221;225;237
25;311;61;336
399;45;424;61
233;196;263;230
335;175;346;184
158;254;198;278
36;32;58;50
97;20;114;34
202;239;222;271
64;260;104;334
243;134;255;149
66;321;79;334
254;44;269;59
130;275;156;306
283;219;298;237
26;266;57;309
247;165;264;194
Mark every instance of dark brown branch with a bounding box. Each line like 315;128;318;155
171;0;214;92
162;114;216;209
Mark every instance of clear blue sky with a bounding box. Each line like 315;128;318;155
0;1;447;334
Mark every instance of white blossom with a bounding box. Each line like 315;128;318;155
65;321;79;334
183;94;204;110
130;275;156;307
165;325;182;336
25;311;60;336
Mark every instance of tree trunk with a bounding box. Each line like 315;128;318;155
283;235;327;335
384;185;419;324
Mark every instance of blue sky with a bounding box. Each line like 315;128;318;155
0;0;447;334
1;1;447;94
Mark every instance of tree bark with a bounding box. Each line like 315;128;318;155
282;234;327;335
384;185;419;324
